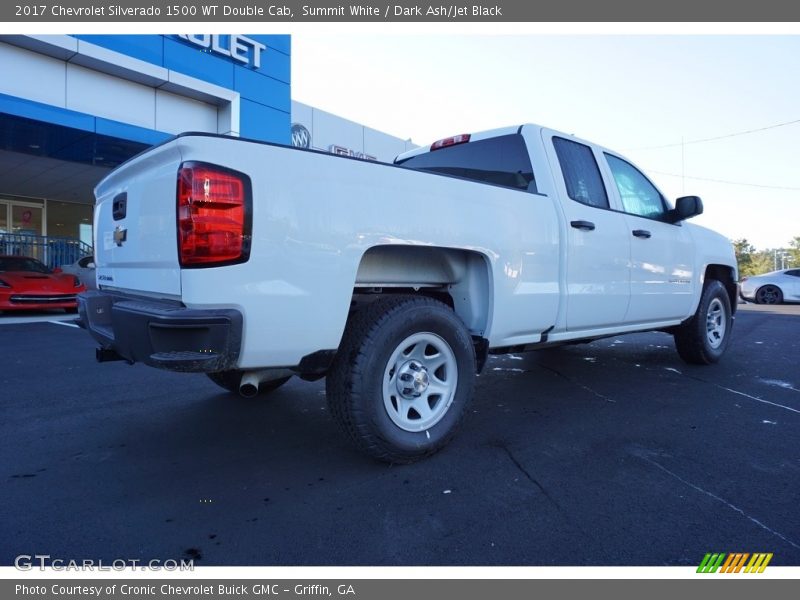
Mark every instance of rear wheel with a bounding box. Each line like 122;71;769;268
755;285;783;305
673;280;733;365
206;371;291;396
326;295;476;464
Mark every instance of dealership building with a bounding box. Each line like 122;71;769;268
0;34;415;265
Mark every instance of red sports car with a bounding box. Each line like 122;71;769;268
0;255;86;312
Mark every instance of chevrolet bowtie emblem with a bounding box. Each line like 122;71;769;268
113;226;127;247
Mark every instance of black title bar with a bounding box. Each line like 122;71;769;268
4;579;799;600
4;0;800;22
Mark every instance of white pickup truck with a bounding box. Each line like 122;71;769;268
79;124;737;463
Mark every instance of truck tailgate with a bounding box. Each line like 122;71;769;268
93;141;183;297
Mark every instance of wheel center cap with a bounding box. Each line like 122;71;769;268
397;360;429;398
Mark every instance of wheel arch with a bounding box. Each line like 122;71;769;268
704;263;738;315
352;245;493;369
354;244;493;332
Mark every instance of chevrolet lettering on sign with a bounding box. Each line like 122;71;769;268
176;34;266;69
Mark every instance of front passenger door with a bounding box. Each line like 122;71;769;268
603;153;696;323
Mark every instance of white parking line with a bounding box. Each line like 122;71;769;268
48;320;81;329
0;314;75;325
716;384;800;415
662;367;800;415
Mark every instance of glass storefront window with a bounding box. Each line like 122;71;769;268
12;205;43;236
46;201;93;240
79;223;93;247
1;201;45;261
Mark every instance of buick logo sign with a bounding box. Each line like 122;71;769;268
291;123;311;149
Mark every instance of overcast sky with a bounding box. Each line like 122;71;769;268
292;34;800;251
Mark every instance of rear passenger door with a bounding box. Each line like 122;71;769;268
543;131;631;331
601;153;695;323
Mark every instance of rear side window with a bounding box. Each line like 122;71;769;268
396;134;537;192
553;137;609;209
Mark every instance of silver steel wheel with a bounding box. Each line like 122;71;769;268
382;332;458;432
705;297;727;349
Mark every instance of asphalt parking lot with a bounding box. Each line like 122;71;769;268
1;304;798;567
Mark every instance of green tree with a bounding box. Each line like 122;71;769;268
733;238;758;277
733;238;800;276
751;249;775;275
789;236;800;268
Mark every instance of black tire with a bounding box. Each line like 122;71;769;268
326;295;476;464
206;371;291;396
673;280;733;365
754;285;783;305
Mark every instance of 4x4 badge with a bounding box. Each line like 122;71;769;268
113;226;127;247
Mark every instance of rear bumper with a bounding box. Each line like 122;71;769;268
77;290;243;372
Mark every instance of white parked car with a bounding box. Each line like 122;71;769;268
61;255;96;290
740;268;800;304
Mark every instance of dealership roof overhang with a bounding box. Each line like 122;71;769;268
0;112;149;204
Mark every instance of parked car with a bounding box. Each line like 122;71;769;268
61;255;96;290
740;268;800;304
0;255;86;312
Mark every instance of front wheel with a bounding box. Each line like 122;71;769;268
673;280;733;365
755;285;783;305
326;295;476;464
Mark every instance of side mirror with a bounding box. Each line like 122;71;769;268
52;267;63;274
669;196;703;223
87;262;96;269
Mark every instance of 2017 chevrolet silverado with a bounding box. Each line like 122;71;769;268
79;124;737;462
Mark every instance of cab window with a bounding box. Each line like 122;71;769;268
396;134;537;192
605;154;668;219
553;137;609;209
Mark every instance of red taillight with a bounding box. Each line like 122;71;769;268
177;162;251;267
430;134;471;151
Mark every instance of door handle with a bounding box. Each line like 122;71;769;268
632;229;652;239
570;220;596;231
